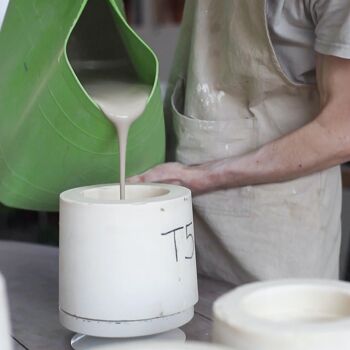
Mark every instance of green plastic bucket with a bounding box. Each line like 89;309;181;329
0;0;165;211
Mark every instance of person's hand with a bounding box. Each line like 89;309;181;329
127;162;215;195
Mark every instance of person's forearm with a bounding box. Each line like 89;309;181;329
204;102;350;191
128;104;350;194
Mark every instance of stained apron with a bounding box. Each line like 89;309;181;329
167;0;342;284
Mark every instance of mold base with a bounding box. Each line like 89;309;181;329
71;328;186;350
60;307;194;338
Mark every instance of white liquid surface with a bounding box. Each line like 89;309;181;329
84;76;151;200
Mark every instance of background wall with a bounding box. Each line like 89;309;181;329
127;0;182;81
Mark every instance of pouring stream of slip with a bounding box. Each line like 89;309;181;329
84;77;151;200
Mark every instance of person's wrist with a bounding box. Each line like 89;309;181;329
190;162;223;194
206;158;235;191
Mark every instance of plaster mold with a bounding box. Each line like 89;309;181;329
59;183;198;338
213;280;350;350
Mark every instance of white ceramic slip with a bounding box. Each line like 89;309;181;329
0;273;13;350
59;184;198;338
213;279;350;350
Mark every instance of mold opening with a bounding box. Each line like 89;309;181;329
83;185;170;201
66;0;145;104
242;286;350;324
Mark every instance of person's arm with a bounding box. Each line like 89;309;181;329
128;54;350;195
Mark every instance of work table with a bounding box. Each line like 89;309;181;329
0;241;234;350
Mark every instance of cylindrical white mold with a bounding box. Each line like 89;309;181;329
59;184;198;338
0;274;13;350
213;279;350;350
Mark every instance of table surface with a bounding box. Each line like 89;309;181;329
0;241;234;350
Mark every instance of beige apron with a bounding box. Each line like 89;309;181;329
167;0;342;285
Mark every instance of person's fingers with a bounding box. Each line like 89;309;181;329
127;175;144;184
127;163;185;184
127;167;165;184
